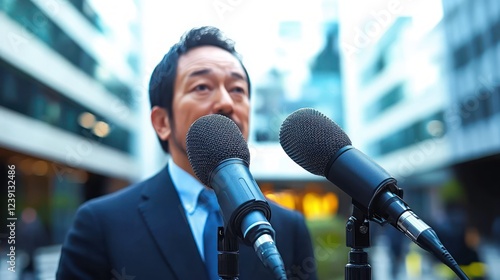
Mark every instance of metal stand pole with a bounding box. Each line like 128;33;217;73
345;204;372;280
218;226;239;280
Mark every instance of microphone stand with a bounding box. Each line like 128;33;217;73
345;203;371;280
217;226;239;280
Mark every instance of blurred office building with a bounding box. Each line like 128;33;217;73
343;12;458;279
343;1;500;278
441;0;500;240
345;15;450;219
248;5;352;277
0;0;144;277
249;1;348;213
345;0;500;235
249;17;352;223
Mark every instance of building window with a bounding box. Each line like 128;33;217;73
67;0;104;33
471;33;485;59
365;83;404;121
453;43;470;69
492;19;500;46
0;61;133;154
0;1;135;108
369;111;445;156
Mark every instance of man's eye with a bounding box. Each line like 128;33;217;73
194;85;209;91
231;87;245;94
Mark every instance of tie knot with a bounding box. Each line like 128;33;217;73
199;188;219;213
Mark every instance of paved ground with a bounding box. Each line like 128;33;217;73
1;240;499;279
370;235;500;280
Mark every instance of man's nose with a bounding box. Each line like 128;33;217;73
213;87;234;115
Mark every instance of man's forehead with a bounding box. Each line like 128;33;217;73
177;46;245;74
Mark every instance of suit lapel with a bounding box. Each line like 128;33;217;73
138;166;208;280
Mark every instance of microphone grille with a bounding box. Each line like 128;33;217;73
279;108;351;176
186;114;250;186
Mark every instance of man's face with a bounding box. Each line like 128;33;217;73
167;46;250;172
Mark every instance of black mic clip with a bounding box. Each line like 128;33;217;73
345;204;372;280
217;225;239;279
365;181;405;226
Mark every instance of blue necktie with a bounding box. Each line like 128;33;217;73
200;189;223;280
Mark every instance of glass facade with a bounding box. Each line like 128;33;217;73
0;0;136;107
0;59;132;153
365;83;405;121
67;0;104;33
370;111;445;156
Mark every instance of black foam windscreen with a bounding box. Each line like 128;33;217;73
279;108;351;176
186;114;250;186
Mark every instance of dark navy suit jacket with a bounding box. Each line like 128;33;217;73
56;165;318;280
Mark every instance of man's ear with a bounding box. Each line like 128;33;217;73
151;106;171;141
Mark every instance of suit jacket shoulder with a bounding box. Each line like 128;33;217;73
56;166;318;280
56;166;209;280
269;201;318;279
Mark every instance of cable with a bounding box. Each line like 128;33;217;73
417;229;470;280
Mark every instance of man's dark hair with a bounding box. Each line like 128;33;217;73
148;26;251;153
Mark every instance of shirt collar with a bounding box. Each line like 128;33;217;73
168;157;206;215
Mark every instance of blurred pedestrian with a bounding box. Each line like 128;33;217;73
17;208;50;280
433;202;484;279
385;225;409;279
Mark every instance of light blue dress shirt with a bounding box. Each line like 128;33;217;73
168;158;214;261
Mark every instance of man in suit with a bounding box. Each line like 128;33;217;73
56;26;318;280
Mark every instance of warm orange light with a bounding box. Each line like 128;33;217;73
32;160;49;176
303;193;322;219
278;192;296;210
265;189;339;219
302;192;338;219
78;112;96;129
265;191;296;210
93;121;110;137
265;193;278;202
323;192;339;215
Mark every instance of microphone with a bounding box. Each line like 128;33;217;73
186;114;287;280
279;108;469;280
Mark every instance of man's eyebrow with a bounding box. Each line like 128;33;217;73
231;72;246;81
186;68;246;81
188;68;211;78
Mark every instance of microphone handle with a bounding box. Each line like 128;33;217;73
210;158;271;244
209;159;287;279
